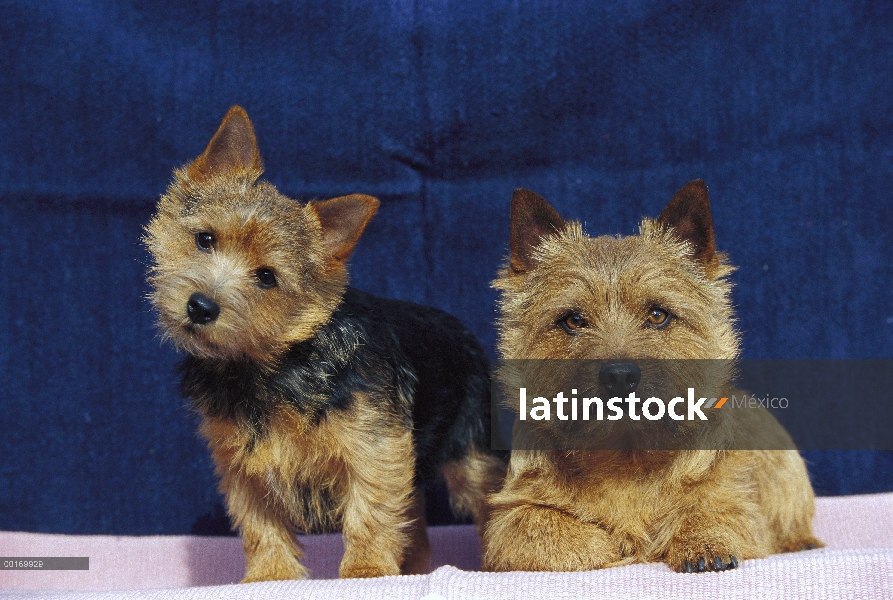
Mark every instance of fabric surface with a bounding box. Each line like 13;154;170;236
1;0;892;537
2;493;893;598
3;555;893;600
0;524;481;589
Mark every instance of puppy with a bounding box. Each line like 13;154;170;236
145;106;506;580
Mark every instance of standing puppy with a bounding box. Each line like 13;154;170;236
145;106;505;581
483;182;821;573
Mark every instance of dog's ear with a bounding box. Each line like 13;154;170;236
510;188;566;274
658;180;717;267
186;106;263;182
309;194;380;264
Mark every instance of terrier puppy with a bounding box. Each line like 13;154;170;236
144;106;505;581
483;181;821;573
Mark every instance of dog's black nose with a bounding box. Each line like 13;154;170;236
599;362;641;396
187;293;220;324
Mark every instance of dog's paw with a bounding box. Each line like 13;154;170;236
779;536;824;553
339;561;400;579
338;565;400;579
679;554;739;573
483;503;622;572
666;540;741;573
241;559;309;582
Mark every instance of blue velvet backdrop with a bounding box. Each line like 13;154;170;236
1;0;891;535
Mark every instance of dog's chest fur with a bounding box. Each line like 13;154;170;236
199;401;370;533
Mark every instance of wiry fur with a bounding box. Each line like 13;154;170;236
144;106;505;581
494;218;739;362
483;182;821;573
146;173;343;365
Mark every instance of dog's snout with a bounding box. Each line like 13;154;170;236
187;293;220;324
599;362;641;396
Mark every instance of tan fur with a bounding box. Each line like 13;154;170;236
401;495;433;575
442;448;509;534
202;392;415;581
483;182;821;573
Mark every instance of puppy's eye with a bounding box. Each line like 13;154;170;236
558;311;587;334
256;268;277;289
646;307;672;329
195;232;215;251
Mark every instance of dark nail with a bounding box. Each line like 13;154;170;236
684;560;693;573
715;556;724;570
696;557;706;572
730;556;739;569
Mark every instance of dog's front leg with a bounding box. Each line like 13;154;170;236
337;416;416;578
222;471;310;582
663;451;770;572
483;499;621;572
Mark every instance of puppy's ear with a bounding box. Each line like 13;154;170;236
510;188;566;274
658;180;717;267
186;106;263;182
309;195;380;264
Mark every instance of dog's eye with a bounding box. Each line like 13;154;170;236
256;268;277;289
558;311;587;334
195;232;215;251
646;307;672;329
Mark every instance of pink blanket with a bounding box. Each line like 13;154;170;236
3;493;892;599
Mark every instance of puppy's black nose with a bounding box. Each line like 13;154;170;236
187;293;220;324
599;362;641;396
